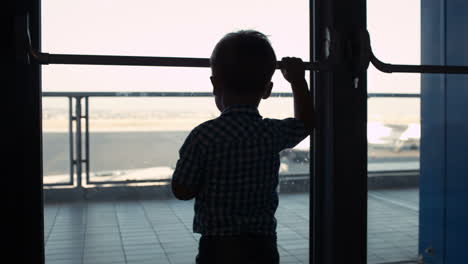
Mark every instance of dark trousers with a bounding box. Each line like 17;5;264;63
196;233;279;264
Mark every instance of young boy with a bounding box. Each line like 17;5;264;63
171;30;313;264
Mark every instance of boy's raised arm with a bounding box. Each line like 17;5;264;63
280;57;314;131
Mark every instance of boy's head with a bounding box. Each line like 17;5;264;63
210;30;277;106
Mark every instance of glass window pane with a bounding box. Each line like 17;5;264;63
368;0;420;94
41;0;309;59
367;1;420;263
42;65;301;93
42;1;310;264
42;97;72;185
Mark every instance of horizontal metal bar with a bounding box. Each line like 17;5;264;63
34;49;468;74
371;52;468;74
46;170;419;187
42;92;213;97
34;52;210;68
34;49;468;75
31;49;328;71
83;170;419;186
87;174;312;185
368;170;419;177
44;183;77;187
87;179;171;185
41;92;293;97
367;93;420;98
41;91;419;98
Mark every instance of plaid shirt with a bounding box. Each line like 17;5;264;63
172;105;308;236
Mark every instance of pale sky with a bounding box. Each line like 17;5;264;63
367;0;420;94
41;0;420;94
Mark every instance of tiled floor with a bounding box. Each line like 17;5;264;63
44;188;419;264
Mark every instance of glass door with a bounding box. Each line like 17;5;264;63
23;1;468;263
367;1;420;263
366;1;468;264
40;1;312;263
311;0;368;263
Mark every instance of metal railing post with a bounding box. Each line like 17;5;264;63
75;97;83;188
68;96;75;185
84;97;90;185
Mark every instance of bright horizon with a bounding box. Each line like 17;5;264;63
41;0;420;94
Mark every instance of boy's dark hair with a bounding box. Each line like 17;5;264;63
210;30;277;94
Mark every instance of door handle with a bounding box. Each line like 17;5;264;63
365;28;468;74
30;48;332;71
18;15;331;72
17;13;468;75
370;51;468;74
350;29;468;75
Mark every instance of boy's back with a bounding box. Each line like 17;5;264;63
172;104;307;236
170;30;313;264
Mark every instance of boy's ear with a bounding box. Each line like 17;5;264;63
262;81;273;99
210;76;218;95
210;76;224;96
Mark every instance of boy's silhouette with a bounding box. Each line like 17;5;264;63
171;30;313;264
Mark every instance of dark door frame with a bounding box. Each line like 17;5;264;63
10;0;368;263
10;0;44;263
311;0;368;263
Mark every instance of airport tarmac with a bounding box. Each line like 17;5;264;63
42;131;419;185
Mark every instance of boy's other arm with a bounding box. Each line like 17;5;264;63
171;181;198;200
281;57;314;131
171;132;205;201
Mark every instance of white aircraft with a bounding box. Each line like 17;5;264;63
394;123;420;152
282;122;421;162
367;122;393;145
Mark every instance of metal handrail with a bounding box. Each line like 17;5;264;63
27;30;468;75
29;36;468;75
42;92;420;187
370;51;468;74
42;91;420;98
17;14;468;75
31;49;331;71
42;91;291;97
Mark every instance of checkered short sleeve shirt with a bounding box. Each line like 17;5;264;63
172;105;309;236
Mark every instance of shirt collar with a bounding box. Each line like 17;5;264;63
221;104;261;117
